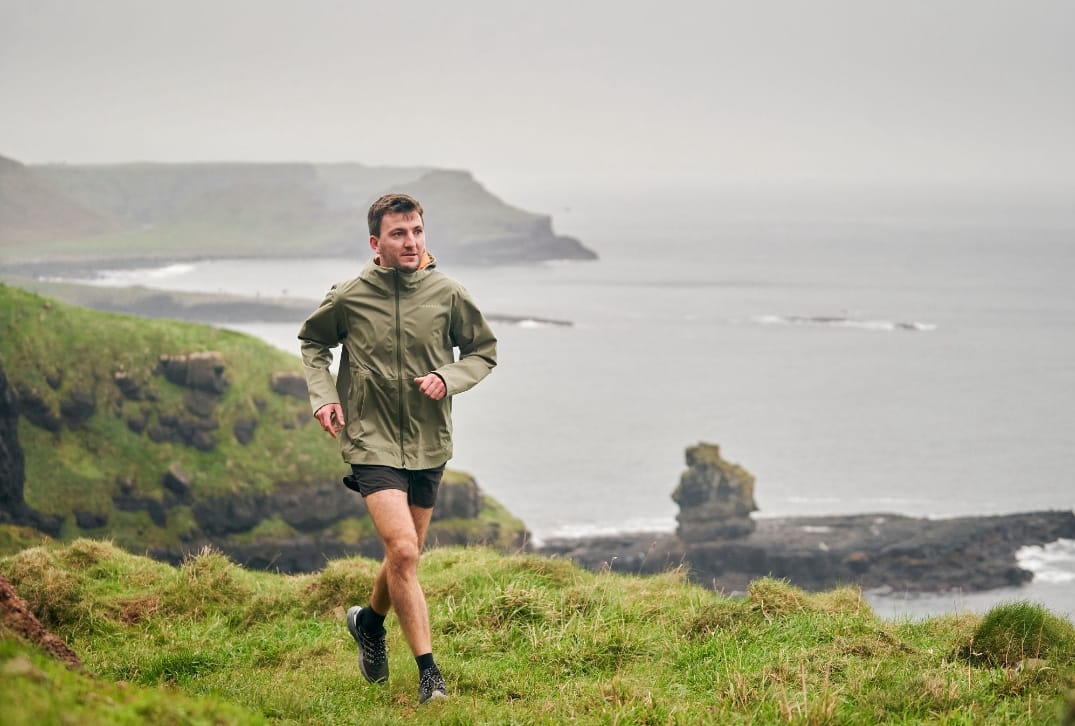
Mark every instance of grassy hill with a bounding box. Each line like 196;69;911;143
0;283;525;567
0;156;596;266
2;539;1074;724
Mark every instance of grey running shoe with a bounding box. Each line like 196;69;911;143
418;666;448;704
346;606;388;683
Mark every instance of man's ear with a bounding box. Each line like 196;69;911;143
369;235;379;253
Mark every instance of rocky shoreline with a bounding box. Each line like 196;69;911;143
539;443;1075;594
538;510;1075;594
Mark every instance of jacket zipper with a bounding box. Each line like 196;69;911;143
394;271;405;467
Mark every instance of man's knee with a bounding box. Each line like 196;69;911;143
384;537;420;571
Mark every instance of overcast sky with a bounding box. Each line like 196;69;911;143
2;0;1073;194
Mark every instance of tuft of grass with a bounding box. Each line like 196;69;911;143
964;600;1075;667
746;577;811;620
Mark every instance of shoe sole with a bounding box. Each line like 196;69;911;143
346;606;387;684
420;689;448;704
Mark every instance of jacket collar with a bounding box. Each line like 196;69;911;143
359;252;438;294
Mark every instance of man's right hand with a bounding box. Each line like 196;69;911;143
314;403;345;438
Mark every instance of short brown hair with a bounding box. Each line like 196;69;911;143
367;193;424;236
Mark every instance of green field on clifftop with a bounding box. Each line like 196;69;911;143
2;540;1074;724
0;284;524;560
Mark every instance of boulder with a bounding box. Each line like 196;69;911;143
672;442;757;542
271;371;308;400
112;371;143;400
233;416;257;445
162;464;193;505
59;389;95;429
156;352;228;394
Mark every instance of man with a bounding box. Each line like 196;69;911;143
298;193;497;704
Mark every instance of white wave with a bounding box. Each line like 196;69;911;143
1017;538;1075;584
517;319;555;329
61;263;199;287
751;314;936;333
541;517;675;542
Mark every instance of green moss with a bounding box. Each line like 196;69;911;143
228;516;299;545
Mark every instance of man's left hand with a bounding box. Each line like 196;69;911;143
414;373;447;400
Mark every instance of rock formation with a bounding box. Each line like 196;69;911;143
672;443;756;541
0;361;28;523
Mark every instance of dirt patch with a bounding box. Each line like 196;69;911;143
0;573;81;669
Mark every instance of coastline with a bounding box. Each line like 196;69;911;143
538;510;1075;597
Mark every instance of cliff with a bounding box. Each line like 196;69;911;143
541;442;1075;593
0;154;596;267
0;284;527;569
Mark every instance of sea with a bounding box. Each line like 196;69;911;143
66;182;1075;620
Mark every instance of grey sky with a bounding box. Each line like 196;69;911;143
2;0;1073;191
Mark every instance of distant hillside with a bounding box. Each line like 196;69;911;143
0;284;526;569
0;156;117;246
0;154;596;266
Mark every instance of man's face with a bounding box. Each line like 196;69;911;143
370;211;426;271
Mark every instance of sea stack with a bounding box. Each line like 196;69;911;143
672;442;758;541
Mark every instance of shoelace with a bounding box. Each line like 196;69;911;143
357;628;387;663
419;668;446;695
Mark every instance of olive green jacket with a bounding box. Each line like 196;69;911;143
298;256;497;469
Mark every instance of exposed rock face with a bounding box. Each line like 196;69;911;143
271;372;308;400
0;574;82;669
156;352;229;394
672;443;757;542
59;388;95;429
0;361;28;522
12;383;61;432
162;464;194;505
233;416;257;445
433;473;483;521
192;480;365;537
112;371;144;400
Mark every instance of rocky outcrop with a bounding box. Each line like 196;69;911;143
0;361;28;523
156;352;229;394
192;479;363;537
270;372;308;400
540;442;1075;594
0;361;61;536
12;383;61;432
672;443;756;541
433;473;483;521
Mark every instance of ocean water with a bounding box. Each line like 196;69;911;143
75;184;1075;618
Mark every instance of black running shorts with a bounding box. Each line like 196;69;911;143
343;464;444;509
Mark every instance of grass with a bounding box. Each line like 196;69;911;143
3;539;1074;724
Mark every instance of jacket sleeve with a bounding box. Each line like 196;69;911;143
434;286;498;396
298;285;345;414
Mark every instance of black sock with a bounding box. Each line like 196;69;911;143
361;604;387;632
416;653;436;673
